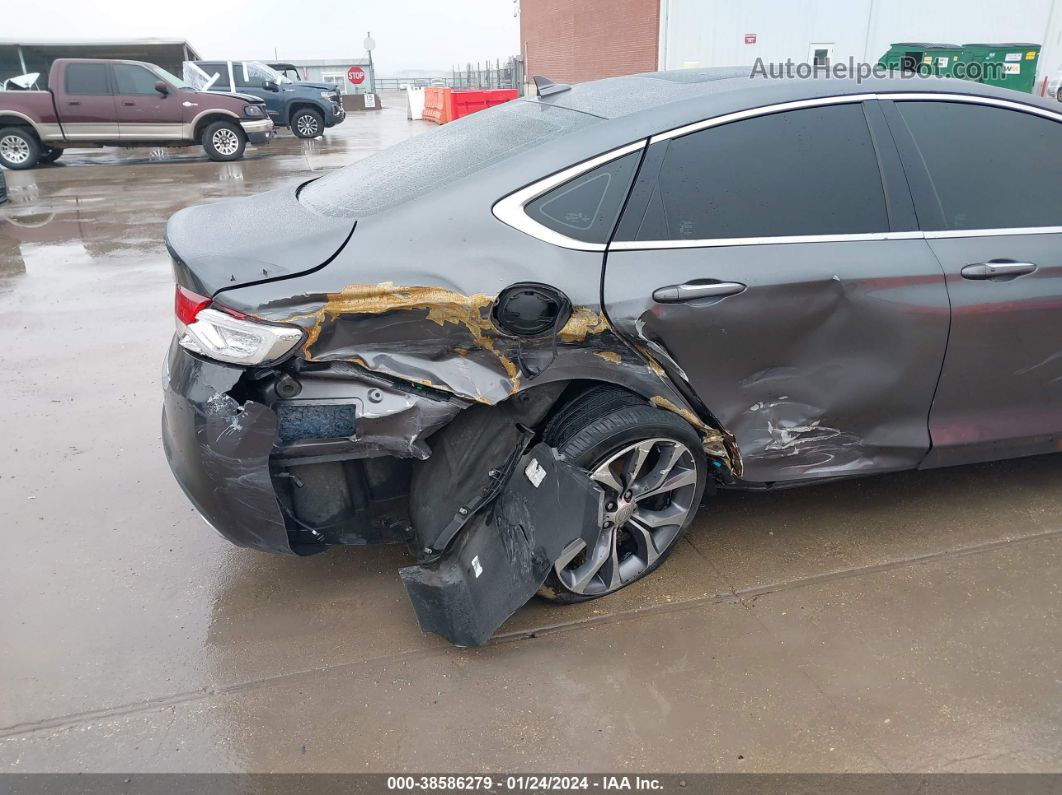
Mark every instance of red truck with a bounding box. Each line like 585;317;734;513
0;58;274;170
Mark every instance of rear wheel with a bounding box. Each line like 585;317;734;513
1056;86;1062;103
291;108;323;138
0;127;41;170
202;120;246;161
538;389;708;603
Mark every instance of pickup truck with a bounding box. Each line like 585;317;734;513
185;60;345;138
0;58;274;170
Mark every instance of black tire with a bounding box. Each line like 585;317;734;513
38;147;63;164
1056;86;1062;103
291;108;323;138
202;120;246;162
0;127;41;170
538;387;708;604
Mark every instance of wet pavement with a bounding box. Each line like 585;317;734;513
1;96;1060;773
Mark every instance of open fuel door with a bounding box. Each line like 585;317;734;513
400;443;604;646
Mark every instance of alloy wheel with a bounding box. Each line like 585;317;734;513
296;115;319;137
0;135;30;165
212;128;240;156
552;438;699;596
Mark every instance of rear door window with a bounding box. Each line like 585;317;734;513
627;103;889;241
65;63;111;95
895;101;1062;230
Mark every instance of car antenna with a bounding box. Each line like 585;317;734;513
533;75;571;97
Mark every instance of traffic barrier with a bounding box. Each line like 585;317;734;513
422;87;454;124
451;89;518;120
422;88;519;124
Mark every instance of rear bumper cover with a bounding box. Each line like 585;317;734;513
161;339;296;555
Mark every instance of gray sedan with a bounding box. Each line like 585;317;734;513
162;69;1062;646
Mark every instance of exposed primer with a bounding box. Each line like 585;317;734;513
297;282;520;386
557;306;609;343
288;283;621;404
650;395;731;463
593;350;623;364
632;342;669;382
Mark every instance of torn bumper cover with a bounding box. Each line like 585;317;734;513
401;443;604;647
162;340;298;555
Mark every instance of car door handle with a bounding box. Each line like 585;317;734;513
652;281;747;303
960;261;1037;280
67;100;80;106
122;101;136;106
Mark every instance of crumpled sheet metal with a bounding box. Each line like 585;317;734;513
283;282;623;400
277;281;737;474
278;368;464;460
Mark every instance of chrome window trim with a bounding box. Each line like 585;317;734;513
924;226;1062;239
493;92;1062;252
610;231;924;251
648;93;879;144
491;141;647;252
883;91;1062;124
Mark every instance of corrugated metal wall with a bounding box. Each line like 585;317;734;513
659;0;1061;90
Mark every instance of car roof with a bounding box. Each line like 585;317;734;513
531;67;1061;123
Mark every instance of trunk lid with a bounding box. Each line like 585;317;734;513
166;183;353;297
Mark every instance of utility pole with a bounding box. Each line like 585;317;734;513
364;32;377;94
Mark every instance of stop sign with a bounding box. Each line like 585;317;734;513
347;66;366;85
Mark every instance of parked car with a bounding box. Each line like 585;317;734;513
162;69;1062;646
0;59;272;170
185;60;345;138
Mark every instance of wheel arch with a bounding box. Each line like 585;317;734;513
288;101;325;125
191;111;241;143
0;114;43;140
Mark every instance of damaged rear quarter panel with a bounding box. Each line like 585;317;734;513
215;140;729;468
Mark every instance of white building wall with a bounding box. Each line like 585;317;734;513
660;0;1062;91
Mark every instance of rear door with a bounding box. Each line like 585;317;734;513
603;99;951;484
57;62;118;139
111;62;183;140
881;97;1062;467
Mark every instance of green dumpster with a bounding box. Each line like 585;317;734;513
961;43;1041;93
878;42;963;76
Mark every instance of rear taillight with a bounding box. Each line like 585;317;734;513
174;284;304;366
175;285;211;330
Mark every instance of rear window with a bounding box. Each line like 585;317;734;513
65;63;110;96
298;100;597;218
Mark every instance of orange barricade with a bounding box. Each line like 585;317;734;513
451;89;519;120
422;88;518;124
422;87;454;124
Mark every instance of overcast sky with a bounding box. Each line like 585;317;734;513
5;0;520;75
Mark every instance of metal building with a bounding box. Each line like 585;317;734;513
519;0;1062;92
0;38;200;87
265;58;375;95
